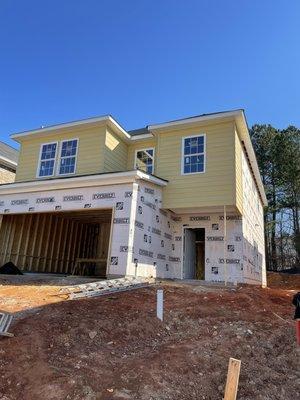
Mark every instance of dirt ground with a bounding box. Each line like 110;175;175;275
0;273;299;400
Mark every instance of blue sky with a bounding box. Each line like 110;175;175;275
1;0;300;148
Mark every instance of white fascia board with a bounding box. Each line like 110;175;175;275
0;155;17;168
130;133;154;141
0;171;167;195
10;115;131;142
107;116;131;141
136;169;168;186
148;111;243;131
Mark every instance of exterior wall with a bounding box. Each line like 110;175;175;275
0;176;265;285
241;149;266;286
125;180;172;278
155;121;237;210
126;138;157;171
171;213;243;283
103;129;128;173
127;203;263;285
234;129;243;214
15;127;155;183
0;165;15;184
15;125;107;182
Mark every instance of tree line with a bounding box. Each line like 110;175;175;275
250;125;300;271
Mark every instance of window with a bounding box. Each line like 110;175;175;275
182;134;205;174
38;142;57;177
135;148;154;174
58;139;78;175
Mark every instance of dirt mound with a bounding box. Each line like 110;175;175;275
0;278;298;400
267;271;300;289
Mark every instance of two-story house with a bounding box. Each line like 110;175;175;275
0;141;18;184
0;109;267;286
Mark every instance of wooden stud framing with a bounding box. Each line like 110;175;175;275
22;214;33;268
54;217;64;273
48;215;57;271
0;209;112;275
29;214;40;270
42;214;53;272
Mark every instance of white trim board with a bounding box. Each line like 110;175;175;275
0;170;168;195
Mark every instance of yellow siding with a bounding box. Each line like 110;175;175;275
127;138;157;171
234;128;243;214
15;125;106;182
103;129;128;172
155;121;236;210
14;119;241;212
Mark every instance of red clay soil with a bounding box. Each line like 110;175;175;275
267;271;300;290
0;274;299;400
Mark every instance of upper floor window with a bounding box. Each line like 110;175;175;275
59;139;78;175
38;142;57;177
37;139;78;178
182;134;206;174
135;148;155;174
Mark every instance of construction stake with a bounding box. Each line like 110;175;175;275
224;357;241;400
157;289;163;321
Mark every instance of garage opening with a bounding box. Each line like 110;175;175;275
0;209;112;276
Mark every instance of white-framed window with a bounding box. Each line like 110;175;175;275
37;142;58;177
134;148;155;174
181;134;206;174
58;139;78;175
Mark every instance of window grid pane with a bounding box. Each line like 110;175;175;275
135;149;154;174
183;136;205;174
59;140;78;175
39;159;55;177
39;143;57;177
41;143;57;160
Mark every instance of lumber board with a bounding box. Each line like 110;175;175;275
224;357;241;400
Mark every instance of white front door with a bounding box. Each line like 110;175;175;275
183;229;196;279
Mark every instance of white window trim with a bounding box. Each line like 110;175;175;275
134;147;155;174
57;138;79;176
181;133;206;175
36;141;58;178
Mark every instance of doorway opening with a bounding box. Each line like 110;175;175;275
183;228;205;279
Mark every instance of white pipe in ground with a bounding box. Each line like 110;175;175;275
157;289;163;321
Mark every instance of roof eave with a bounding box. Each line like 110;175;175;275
10;115;131;143
148;110;244;131
0;155;17;169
